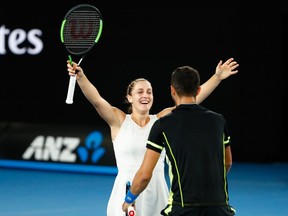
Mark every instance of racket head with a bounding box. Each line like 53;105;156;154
60;4;103;56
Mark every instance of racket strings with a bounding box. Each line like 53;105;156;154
63;9;102;55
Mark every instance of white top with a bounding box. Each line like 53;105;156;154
107;114;169;216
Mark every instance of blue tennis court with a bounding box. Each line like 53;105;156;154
0;162;287;216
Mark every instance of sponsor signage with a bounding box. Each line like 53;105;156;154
0;24;43;55
0;121;117;174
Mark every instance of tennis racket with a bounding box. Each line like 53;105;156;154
126;181;136;216
60;4;103;104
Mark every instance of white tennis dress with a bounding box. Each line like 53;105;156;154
107;114;169;216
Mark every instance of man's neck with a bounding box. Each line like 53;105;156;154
176;97;197;106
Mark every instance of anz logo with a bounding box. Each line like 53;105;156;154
22;130;105;164
77;131;105;163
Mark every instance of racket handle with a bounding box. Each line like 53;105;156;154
128;206;136;216
65;75;76;104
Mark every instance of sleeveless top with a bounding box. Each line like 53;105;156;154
107;114;168;216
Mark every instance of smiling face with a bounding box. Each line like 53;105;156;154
126;80;154;114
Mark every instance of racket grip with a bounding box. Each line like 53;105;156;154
65;75;76;104
128;206;136;216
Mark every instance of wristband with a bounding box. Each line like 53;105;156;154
125;189;139;204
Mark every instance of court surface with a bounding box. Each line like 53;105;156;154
0;162;287;216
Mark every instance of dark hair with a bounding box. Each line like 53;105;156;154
171;66;200;97
124;78;151;114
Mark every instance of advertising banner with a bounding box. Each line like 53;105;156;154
0;121;117;174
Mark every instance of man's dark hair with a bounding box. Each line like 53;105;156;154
171;66;200;97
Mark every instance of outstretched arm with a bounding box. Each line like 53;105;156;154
67;61;125;130
197;57;239;104
157;58;239;118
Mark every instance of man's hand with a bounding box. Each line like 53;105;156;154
122;202;136;215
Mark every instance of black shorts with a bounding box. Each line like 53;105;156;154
161;204;236;216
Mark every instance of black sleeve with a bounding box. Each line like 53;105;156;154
146;119;164;153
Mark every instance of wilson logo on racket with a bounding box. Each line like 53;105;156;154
69;20;95;40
